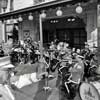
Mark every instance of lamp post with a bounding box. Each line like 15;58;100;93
39;14;43;59
98;4;100;66
39;11;46;59
39;12;53;91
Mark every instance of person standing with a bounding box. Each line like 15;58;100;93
0;45;4;57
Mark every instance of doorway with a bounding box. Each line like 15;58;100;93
43;16;87;49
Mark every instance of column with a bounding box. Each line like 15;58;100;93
0;21;3;43
18;22;23;40
86;11;95;41
2;20;6;42
98;4;100;65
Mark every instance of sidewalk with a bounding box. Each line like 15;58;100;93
13;78;81;100
12;63;81;100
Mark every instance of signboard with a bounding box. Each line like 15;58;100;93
23;30;30;40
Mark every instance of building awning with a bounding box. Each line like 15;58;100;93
0;0;88;20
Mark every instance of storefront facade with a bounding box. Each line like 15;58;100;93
0;0;97;48
17;0;97;49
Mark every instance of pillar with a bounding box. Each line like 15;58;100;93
98;4;100;65
1;20;6;42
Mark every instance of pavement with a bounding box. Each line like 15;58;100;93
11;63;81;100
13;78;81;100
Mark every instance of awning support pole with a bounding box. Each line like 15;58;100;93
39;14;43;59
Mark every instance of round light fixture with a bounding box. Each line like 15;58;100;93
18;15;23;22
67;18;71;21
41;10;46;18
72;18;75;21
6;19;10;24
56;7;63;16
76;3;83;14
55;20;58;23
28;13;33;20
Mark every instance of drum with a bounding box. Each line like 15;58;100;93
0;84;12;100
79;82;100;100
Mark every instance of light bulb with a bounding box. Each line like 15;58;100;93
28;13;33;20
56;7;63;16
41;11;46;18
7;19;10;24
18;15;23;22
76;5;83;14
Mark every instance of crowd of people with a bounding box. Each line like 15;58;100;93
45;40;98;99
0;38;98;100
0;37;98;75
7;38;98;84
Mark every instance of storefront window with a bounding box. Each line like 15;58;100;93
5;23;19;44
5;24;13;42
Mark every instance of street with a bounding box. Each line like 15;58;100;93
11;63;81;100
13;78;81;100
0;0;98;100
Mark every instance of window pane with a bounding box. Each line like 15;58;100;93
6;25;13;33
74;37;79;44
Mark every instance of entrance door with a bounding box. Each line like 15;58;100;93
43;16;87;49
56;28;87;49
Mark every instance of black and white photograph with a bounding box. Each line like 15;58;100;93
0;0;99;100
